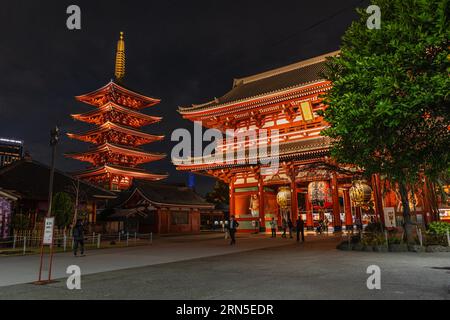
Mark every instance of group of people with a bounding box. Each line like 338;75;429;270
224;215;306;246
270;217;305;242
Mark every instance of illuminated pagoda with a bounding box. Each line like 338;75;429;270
66;32;167;191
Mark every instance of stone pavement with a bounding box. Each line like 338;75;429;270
0;233;449;300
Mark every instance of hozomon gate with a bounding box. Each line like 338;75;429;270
176;52;440;233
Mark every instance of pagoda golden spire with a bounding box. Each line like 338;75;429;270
114;31;126;82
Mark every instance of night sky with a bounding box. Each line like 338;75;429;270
0;0;368;195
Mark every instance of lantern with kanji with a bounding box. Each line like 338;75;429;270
308;181;332;209
276;186;291;209
349;180;372;207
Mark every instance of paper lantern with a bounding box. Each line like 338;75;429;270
350;180;372;207
276;186;291;209
308;181;332;209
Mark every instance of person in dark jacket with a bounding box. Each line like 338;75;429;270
287;218;294;239
72;219;85;256
296;217;305;242
228;216;239;245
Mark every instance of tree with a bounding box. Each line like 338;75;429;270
205;180;229;206
11;214;31;231
321;0;449;243
52;192;74;231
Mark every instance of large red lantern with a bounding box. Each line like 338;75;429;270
308;181;333;209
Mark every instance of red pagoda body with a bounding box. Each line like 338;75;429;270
66;32;167;191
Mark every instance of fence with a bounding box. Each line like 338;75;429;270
0;232;153;256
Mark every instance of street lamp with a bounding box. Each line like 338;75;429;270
47;126;59;217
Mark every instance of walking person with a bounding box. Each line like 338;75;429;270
270;217;277;238
228;216;239;245
296;216;305;243
288;218;294;239
281;218;287;238
72;219;85;257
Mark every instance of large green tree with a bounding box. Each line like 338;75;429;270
321;0;449;242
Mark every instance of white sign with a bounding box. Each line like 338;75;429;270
383;207;396;228
43;217;55;245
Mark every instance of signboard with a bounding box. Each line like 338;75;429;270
383;207;396;228
43;217;55;245
300;101;314;122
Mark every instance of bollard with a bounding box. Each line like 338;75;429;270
118;232;121;243
92;232;96;245
418;228;423;247
23;236;26;255
63;234;67;252
150;232;153;244
135;232;137;244
71;238;74;250
126;232;129;247
384;230;388;247
13;234;17;249
97;234;101;249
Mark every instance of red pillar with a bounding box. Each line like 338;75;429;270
258;176;265;232
343;189;353;230
229;179;235;218
291;178;298;223
331;175;342;232
306;195;314;230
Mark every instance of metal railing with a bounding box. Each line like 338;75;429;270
0;232;153;256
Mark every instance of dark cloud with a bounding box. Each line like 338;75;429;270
0;0;367;195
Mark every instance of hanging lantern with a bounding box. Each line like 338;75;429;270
276;186;291;209
349;180;372;207
308;181;333;209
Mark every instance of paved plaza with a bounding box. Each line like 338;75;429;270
0;233;449;300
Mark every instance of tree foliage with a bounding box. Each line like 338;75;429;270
205;180;229;206
321;0;449;239
52;192;74;230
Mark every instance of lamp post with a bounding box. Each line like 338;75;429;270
47;126;59;218
36;126;59;285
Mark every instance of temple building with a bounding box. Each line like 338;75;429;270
176;52;443;233
66;32;167;191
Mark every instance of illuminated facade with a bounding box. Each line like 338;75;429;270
176;52;442;232
0;138;23;167
66;33;167;190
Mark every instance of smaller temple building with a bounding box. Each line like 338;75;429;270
103;180;216;234
0;157;116;232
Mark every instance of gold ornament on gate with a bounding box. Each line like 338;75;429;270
276;186;291;209
349;180;372;207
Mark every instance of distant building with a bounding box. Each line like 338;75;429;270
0;138;23;167
104;180;217;234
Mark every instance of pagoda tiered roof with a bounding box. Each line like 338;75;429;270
67;121;164;146
73;164;167;181
65;142;166;166
66;32;167;190
71;102;162;128
76;80;161;110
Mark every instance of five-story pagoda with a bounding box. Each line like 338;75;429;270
66;32;167;191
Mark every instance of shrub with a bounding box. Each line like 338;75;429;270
365;222;384;233
427;222;450;236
